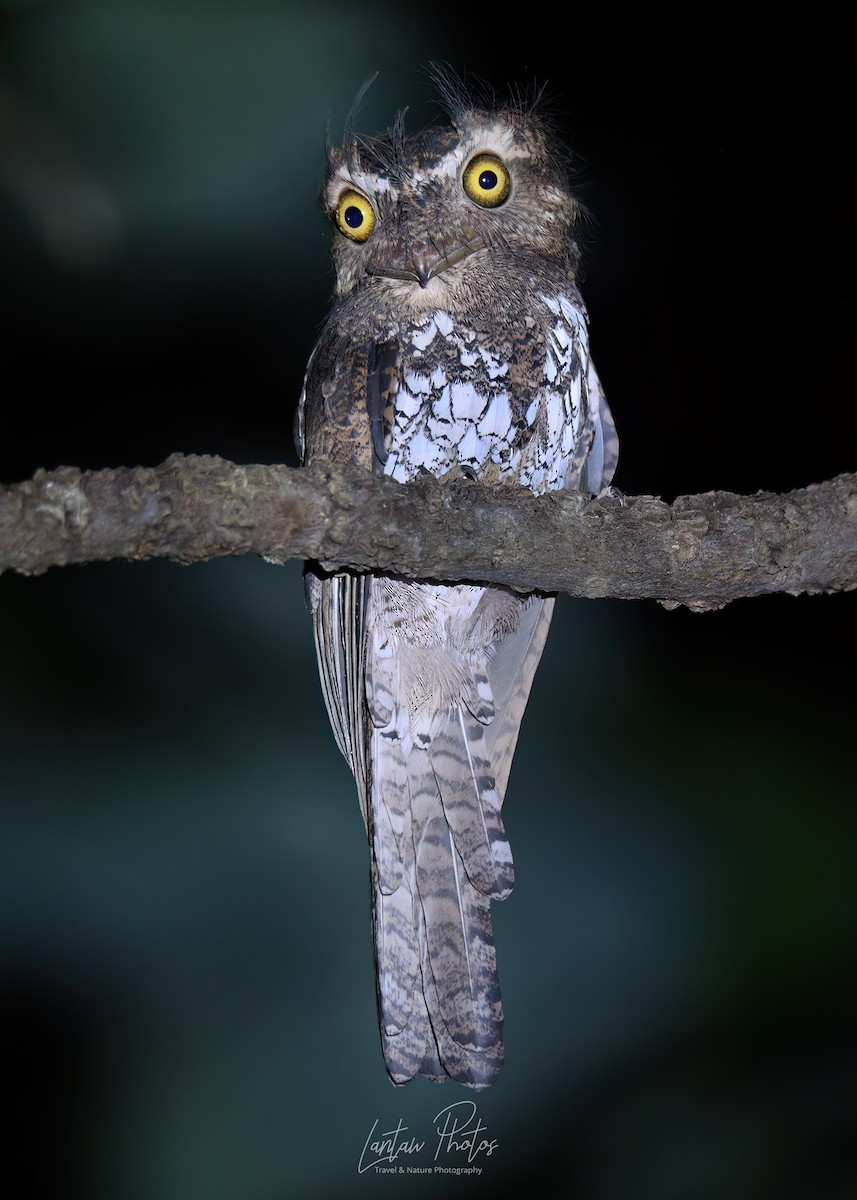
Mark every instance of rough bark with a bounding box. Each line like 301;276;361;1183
1;454;855;611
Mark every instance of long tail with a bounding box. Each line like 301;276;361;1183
371;703;510;1088
308;569;552;1087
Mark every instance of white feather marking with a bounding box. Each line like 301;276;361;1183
450;381;480;420
457;424;484;463
412;319;438;352
405;371;431;394
434;309;454;336
398;388;423;419
432;384;452;415
477;391;511;439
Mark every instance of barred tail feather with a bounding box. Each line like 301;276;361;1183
309;575;555;1087
431;706;515;900
371;703;507;1089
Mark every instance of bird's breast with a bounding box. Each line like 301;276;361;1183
383;296;587;494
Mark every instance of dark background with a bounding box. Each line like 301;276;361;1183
1;3;854;1197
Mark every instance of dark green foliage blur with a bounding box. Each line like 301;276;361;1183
1;4;854;1198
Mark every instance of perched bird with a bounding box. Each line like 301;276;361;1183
295;69;618;1088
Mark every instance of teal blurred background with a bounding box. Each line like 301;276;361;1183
1;3;855;1197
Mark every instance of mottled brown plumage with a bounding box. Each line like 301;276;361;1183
296;69;617;1087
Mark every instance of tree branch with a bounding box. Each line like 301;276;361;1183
1;454;855;611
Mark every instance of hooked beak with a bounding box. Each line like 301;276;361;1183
367;232;484;289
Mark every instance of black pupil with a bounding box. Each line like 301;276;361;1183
344;205;363;229
478;169;498;191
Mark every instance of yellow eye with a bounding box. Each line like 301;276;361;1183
334;189;376;241
462;153;511;208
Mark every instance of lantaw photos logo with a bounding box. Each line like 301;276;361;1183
358;1101;499;1176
